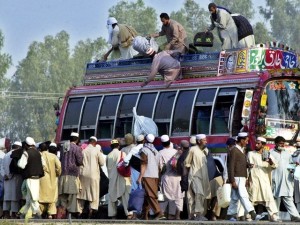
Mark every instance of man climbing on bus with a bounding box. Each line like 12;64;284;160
133;36;181;88
150;13;188;54
102;17;138;61
206;3;238;50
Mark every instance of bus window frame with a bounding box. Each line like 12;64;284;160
153;90;178;136
114;93;139;137
62;96;85;140
79;95;103;140
171;89;197;137
210;87;238;135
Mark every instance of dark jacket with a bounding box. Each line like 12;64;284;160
228;146;248;183
232;15;253;41
22;147;44;179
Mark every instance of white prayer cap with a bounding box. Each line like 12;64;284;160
25;137;36;146
161;135;169;143
238;132;248;138
89;136;97;142
107;17;118;25
70;132;79;137
146;47;154;55
189;136;196;145
136;134;145;142
13;141;22;147
146;134;155;143
49;143;57;148
257;137;266;143
196;134;206;140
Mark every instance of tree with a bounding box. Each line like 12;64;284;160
8;31;107;141
259;0;300;51
108;0;158;35
213;0;255;19
0;30;12;137
253;22;273;45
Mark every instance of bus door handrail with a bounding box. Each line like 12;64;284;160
228;104;234;136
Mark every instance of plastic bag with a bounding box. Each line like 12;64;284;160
128;185;145;212
117;152;131;177
294;166;300;180
133;107;158;137
217;184;231;208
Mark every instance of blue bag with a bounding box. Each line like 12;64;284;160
128;185;145;212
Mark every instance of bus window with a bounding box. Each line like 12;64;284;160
192;89;217;135
62;97;84;140
136;92;157;118
115;94;138;138
172;90;196;136
154;91;176;136
97;95;120;139
79;96;102;140
212;88;237;134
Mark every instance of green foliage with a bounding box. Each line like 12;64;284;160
213;0;255;19
0;30;12;137
259;0;300;51
8;31;107;141
253;22;273;45
108;0;158;35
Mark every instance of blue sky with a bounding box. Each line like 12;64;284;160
0;0;265;77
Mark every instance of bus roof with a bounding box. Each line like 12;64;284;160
84;47;299;86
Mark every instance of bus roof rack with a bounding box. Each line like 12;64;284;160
84;47;299;85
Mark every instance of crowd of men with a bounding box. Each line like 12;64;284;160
1;130;300;222
100;3;255;88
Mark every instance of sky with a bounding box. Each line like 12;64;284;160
0;0;265;77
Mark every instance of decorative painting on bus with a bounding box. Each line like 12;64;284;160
249;48;298;71
235;49;248;73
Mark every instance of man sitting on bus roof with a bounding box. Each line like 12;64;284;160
133;36;181;88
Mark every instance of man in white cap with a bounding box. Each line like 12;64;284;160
132;36;181;88
184;134;210;221
38;141;61;219
270;136;300;222
102;17;138;61
150;13;187;54
106;139;131;219
58;132;83;218
247;137;279;222
2;141;23;219
77;136;104;218
137;134;164;220
158;134;183;220
227;132;261;221
18;137;44;219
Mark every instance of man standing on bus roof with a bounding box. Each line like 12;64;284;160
150;13;188;54
102;17;138;61
206;3;238;50
270;136;300;222
132;36;181;88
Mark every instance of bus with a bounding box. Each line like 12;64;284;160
55;46;300;154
